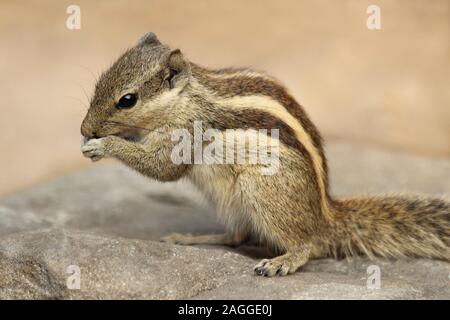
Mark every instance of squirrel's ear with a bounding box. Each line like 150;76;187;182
168;49;187;72
166;49;190;89
137;32;161;46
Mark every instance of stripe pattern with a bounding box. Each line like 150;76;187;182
190;64;333;219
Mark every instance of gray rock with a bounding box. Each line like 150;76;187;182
0;142;449;299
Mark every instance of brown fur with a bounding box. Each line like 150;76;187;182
81;33;450;277
192;64;330;195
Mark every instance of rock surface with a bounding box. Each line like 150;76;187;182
0;142;449;299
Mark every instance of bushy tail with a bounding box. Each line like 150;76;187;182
325;195;450;261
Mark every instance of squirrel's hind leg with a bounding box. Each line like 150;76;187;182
254;244;311;277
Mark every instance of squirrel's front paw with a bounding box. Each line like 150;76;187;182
81;138;108;162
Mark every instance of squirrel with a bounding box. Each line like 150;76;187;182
81;32;449;277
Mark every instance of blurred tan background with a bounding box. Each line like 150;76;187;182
0;0;448;195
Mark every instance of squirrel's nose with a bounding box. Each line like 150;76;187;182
81;120;98;139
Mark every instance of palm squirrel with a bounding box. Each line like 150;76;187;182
81;32;449;277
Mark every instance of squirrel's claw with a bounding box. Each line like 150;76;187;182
81;138;106;161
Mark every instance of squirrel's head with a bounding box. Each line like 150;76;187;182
81;32;191;140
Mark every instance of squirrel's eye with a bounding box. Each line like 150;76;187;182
116;93;138;109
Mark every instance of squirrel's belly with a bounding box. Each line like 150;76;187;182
187;164;252;233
